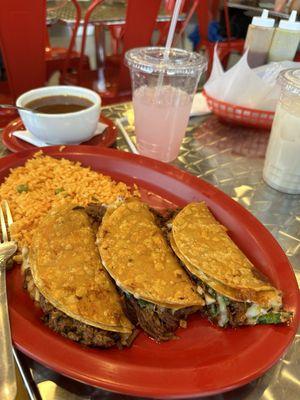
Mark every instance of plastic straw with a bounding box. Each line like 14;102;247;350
116;118;138;154
165;0;183;53
156;0;183;92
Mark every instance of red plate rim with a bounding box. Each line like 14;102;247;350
3;145;300;399
1;115;117;152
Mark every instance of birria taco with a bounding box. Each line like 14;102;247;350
97;199;204;341
23;205;134;348
169;202;292;327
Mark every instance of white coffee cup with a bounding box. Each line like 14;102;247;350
16;86;101;144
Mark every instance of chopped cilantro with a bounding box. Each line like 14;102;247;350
258;313;282;324
223;296;230;306
137;299;150;309
123;291;151;309
17;184;28;193
258;312;292;324
55;188;65;195
209;303;219;317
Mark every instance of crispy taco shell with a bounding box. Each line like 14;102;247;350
170;233;281;308
97;199;203;308
171;202;280;302
29;205;133;334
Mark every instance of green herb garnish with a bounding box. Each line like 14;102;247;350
209;303;219;318
137;299;150;309
223;296;231;306
17;184;29;193
123;291;151;309
55;188;65;195
258;312;292;325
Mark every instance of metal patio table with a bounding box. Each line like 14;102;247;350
2;101;299;400
53;0;186;25
227;0;289;18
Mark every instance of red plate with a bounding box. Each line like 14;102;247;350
1;115;117;152
3;146;299;399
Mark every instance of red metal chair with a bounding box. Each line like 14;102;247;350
196;0;244;77
62;0;162;105
45;0;90;80
0;0;85;126
156;0;187;46
172;0;200;46
0;1;46;99
0;0;47;126
103;1;183;58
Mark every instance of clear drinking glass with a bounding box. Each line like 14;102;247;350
263;68;300;194
125;47;207;162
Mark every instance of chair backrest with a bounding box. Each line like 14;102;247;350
173;0;200;47
196;0;215;45
118;0;161;92
60;0;82;81
156;0;187;47
75;0;161;94
0;0;46;100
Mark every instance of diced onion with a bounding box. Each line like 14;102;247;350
204;293;216;305
217;295;228;327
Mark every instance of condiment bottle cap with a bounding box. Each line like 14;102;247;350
279;10;300;31
252;9;275;28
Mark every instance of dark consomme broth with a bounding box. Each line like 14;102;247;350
25;95;94;114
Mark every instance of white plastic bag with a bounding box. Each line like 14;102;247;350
204;46;300;111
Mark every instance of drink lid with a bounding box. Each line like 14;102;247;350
279;10;300;31
252;9;275;28
278;68;300;95
125;47;207;76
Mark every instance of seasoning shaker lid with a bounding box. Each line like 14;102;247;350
278;68;300;95
279;10;300;31
252;9;275;28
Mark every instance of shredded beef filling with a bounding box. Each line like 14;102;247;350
160;216;251;327
73;203;107;233
118;208;200;340
122;292;197;341
182;269;291;326
228;302;248;326
184;270;247;327
150;207;179;243
39;295;122;348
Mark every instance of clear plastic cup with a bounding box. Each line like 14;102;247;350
125;47;207;162
263;68;300;194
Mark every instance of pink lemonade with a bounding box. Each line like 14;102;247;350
133;85;193;162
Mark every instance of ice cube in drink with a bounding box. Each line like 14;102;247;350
133;85;192;162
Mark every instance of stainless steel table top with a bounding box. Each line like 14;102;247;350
3;101;299;400
228;0;289;19
53;0;185;25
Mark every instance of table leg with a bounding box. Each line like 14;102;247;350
94;24;107;92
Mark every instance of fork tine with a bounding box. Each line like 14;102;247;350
4;200;13;226
0;204;8;242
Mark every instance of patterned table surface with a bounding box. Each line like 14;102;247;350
3;101;299;400
52;0;185;25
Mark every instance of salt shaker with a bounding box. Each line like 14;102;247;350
263;69;300;194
